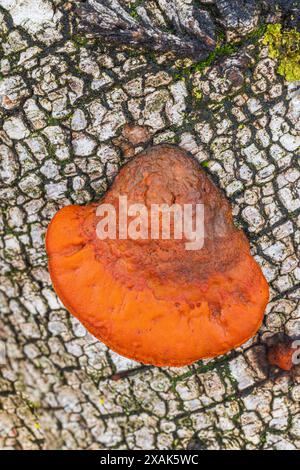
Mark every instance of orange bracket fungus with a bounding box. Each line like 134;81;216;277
46;145;269;366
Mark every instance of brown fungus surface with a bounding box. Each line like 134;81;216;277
46;145;269;366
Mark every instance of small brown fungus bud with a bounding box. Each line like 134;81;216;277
267;336;300;371
122;124;150;146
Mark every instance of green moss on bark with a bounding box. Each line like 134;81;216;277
263;24;300;81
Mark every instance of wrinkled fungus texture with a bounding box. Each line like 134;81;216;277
46;145;269;366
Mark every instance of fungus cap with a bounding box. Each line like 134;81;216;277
46;145;269;366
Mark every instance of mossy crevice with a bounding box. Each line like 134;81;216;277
173;24;266;81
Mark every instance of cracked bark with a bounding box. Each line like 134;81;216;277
0;0;300;451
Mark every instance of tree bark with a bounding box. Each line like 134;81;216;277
77;0;300;60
